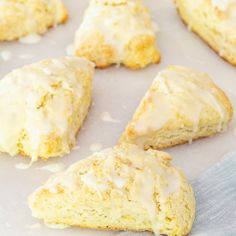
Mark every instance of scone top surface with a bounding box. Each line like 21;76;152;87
74;0;160;69
174;0;236;65
0;0;68;41
0;57;94;161
29;144;195;236
120;65;233;149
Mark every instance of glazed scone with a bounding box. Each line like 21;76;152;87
73;0;160;69
0;57;94;161
120;66;233;150
0;0;68;41
174;0;236;66
29;144;195;236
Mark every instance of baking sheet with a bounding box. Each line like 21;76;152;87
0;0;236;235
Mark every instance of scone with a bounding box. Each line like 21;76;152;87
29;143;195;236
73;0;160;69
174;0;236;66
0;57;94;161
0;0;68;41
120;66;233;150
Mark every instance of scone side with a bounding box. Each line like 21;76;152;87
123;35;161;69
119;65;233;150
173;0;236;66
29;144;195;236
75;32;117;68
0;1;68;41
75;34;160;69
120;106;233;151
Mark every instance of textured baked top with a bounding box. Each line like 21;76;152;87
126;65;233;136
74;0;158;62
0;0;68;40
0;57;94;161
29;143;195;235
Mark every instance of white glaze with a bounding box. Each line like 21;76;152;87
19;54;34;59
0;50;12;61
26;223;42;229
15;160;34;170
66;44;75;56
212;0;236;11
42;145;180;235
89;143;103;153
133;66;228;136
75;0;157;62
0;57;93;162
101;111;120;123
45;223;70;229
37;163;66;173
19;34;42;44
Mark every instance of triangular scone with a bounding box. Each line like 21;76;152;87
0;0;68;41
29;144;195;236
120;66;233;150
0;57;93;161
174;0;236;66
73;0;160;69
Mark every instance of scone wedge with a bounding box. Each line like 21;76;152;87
29;144;195;236
0;57;94;161
120;66;233;150
174;0;236;66
0;0;68;41
73;0;160;69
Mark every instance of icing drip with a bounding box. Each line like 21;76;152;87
0;57;92;162
212;0;236;11
133;67;227;140
75;0;157;62
43;145;180;235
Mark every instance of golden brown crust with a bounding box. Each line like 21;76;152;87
0;0;68;41
119;65;233;150
74;0;160;69
75;32;117;68
173;0;236;66
29;144;195;236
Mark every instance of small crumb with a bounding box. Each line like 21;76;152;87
45;223;69;229
15;160;33;170
66;44;75;56
101;111;120;123
18;54;34;59
19;34;42;44
26;223;41;229
37;163;66;173
90;143;103;153
1;50;12;61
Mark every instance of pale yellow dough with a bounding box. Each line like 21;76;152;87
0;0;68;41
29;143;195;236
0;57;94;161
73;0;160;69
174;0;236;66
120;65;233;150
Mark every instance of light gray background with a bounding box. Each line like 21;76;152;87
0;0;235;235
